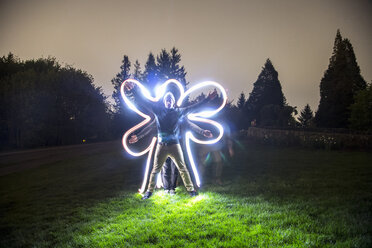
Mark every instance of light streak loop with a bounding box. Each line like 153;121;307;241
120;79;227;192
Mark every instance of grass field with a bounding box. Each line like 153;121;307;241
0;141;371;247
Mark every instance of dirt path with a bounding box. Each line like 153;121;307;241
0;141;121;176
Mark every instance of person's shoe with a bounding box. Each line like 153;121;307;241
189;191;198;197
164;189;170;194
169;189;176;195
142;191;153;200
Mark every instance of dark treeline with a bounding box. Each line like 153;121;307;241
236;29;370;132
0;54;111;149
0;30;370;150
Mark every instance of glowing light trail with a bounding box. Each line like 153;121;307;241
120;79;227;192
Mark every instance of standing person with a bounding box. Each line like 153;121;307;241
161;157;177;194
125;82;216;199
164;119;213;194
130;118;212;195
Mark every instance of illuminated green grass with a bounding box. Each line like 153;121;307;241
0;142;371;247
73;190;319;247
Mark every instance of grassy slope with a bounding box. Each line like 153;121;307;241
0;141;371;247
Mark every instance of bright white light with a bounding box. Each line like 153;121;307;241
156;173;163;188
120;78;227;192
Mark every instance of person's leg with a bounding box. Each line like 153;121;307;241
215;163;223;185
170;160;179;190
161;157;172;191
198;146;209;183
181;141;199;189
169;144;195;192
147;145;169;192
212;151;223;185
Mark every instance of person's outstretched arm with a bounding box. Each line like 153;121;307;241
129;119;157;144
137;119;157;140
186;119;213;138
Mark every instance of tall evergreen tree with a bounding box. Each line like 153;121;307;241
349;82;372;131
155;48;188;99
111;55;132;138
157;47;187;87
143;52;157;90
169;47;187;87
132;60;142;81
315;30;366;128
111;55;131;113
235;92;248;129
237;92;246;110
298;104;314;127
157;49;171;83
245;59;286;125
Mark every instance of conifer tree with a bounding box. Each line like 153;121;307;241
315;30;366;128
111;55;131;138
157;49;171;83
245;59;286;125
235;92;248;129
237;92;246;110
142;48;187;93
157;47;187;88
349;82;372;131
298;104;314;127
111;55;131;113
132;60;142;81
169;47;187;87
143;52;157;90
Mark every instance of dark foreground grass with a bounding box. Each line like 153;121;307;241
1;141;371;247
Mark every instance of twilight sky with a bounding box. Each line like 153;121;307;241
1;0;371;111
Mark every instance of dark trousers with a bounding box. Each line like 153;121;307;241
161;157;179;190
